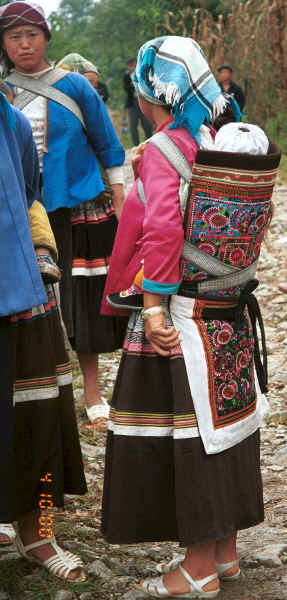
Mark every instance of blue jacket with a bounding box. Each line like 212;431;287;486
0;102;47;316
41;72;125;212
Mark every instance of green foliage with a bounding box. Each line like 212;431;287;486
265;112;287;154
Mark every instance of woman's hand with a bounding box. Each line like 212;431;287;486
132;142;146;179
111;183;125;221
144;312;181;357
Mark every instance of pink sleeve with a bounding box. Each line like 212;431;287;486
139;142;184;295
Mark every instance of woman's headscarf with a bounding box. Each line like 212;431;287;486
57;53;99;75
133;36;227;144
0;2;51;39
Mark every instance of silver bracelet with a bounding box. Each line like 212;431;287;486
141;305;164;321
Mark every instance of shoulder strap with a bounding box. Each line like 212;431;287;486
150;131;192;182
7;69;86;130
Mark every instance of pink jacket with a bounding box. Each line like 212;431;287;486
102;122;198;315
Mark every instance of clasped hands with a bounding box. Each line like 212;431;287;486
144;312;181;357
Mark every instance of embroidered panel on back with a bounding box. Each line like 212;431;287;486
182;162;278;297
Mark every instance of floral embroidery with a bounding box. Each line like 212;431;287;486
182;160;272;298
197;311;256;425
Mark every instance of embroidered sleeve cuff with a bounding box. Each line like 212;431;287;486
106;166;124;185
142;278;180;295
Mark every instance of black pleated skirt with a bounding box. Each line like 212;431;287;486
101;309;264;546
0;287;87;523
49;197;128;355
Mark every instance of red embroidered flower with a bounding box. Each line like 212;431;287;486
236;348;251;371
218;380;238;402
217;329;232;345
229;247;246;266
198;241;216;256
203;207;228;230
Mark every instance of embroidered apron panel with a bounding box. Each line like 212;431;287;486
193;300;257;429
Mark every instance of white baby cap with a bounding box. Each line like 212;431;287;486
214;122;269;155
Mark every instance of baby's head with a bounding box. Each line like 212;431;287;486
214;122;269;155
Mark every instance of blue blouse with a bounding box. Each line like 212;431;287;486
41;72;125;212
0;103;46;316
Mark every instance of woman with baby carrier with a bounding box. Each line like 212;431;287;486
101;36;281;598
0;1;127;430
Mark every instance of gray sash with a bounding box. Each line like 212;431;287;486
6;68;86;129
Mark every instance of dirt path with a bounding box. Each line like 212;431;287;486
0;166;286;600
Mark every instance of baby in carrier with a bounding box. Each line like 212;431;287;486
107;120;269;310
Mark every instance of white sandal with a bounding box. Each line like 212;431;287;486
86;399;110;424
15;535;86;582
215;560;241;581
0;524;16;546
140;564;219;598
157;557;241;582
156;555;185;574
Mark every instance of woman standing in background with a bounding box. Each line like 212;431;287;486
0;1;127;429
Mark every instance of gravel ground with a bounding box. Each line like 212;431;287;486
0;159;286;600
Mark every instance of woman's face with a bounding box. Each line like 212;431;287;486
83;71;99;89
3;25;48;73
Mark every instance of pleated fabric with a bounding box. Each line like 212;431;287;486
0;287;87;523
101;307;264;546
49;196;128;355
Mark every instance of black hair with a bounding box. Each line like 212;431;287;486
212;104;236;132
127;58;136;65
217;64;233;73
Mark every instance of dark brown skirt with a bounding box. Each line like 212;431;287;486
0;286;87;523
101;350;264;546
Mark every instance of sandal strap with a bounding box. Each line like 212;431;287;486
21;535;56;553
215;560;239;575
86;402;109;422
0;524;15;533
141;576;168;597
179;565;218;594
44;545;83;578
157;556;184;573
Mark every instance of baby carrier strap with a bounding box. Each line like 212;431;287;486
137;131;258;291
7;69;86;130
149;131;193;183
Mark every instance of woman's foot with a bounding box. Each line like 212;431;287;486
140;566;219;597
215;534;240;579
78;353;108;430
163;565;219;595
141;542;219;597
85;394;109;430
18;512;85;581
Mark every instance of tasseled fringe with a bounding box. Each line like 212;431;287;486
148;73;181;107
211;94;228;120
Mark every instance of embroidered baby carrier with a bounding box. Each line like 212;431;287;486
138;132;281;394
